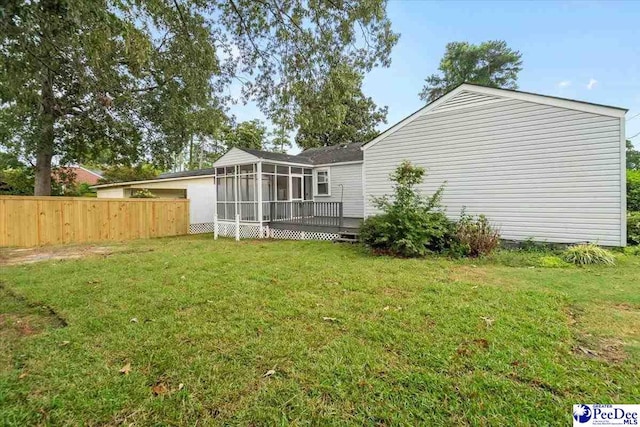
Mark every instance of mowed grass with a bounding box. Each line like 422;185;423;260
0;236;639;425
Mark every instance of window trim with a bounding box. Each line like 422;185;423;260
314;167;331;197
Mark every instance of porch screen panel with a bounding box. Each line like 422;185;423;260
239;173;257;221
262;173;275;221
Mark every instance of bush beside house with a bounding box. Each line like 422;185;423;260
360;161;500;258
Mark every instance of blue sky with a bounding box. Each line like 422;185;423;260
231;0;640;151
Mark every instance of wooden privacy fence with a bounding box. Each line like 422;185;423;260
0;196;190;247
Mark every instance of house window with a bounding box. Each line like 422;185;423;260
315;169;330;196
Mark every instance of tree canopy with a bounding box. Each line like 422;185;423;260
419;40;523;102
294;63;388;149
627;140;640;170
224;120;267;151
1;0;398;194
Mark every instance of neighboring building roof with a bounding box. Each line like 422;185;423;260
157;168;216;179
361;83;627;151
92;173;214;189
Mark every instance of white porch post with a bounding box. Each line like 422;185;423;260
235;213;240;241
257;161;263;238
213;175;217;239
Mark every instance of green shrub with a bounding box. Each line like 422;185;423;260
538;255;569;268
455;210;500;257
628;170;640;211
130;189;157;198
623;245;640;256
360;161;455;257
628;212;640;245
562;244;615;266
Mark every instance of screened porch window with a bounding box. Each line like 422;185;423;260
215;163;258;221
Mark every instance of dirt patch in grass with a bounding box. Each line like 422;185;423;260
0;245;118;266
574;337;627;364
0;287;66;374
568;302;638;364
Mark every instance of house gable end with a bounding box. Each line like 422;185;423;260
362;84;626;152
213;147;259;167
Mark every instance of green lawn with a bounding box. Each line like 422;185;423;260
1;236;639;425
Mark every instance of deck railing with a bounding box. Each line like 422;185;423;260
267;201;343;227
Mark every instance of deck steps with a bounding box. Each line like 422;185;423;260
334;231;360;244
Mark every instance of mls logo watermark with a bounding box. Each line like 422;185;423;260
573;404;639;426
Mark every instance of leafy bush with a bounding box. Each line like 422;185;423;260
562;244;615;266
130;189;157;198
455;210;500;257
628;212;640;245
360;161;455;257
538;255;569;268
623;245;640;256
628;170;640;211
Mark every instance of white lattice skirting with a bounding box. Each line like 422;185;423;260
189;222;215;234
268;228;339;241
213;221;338;241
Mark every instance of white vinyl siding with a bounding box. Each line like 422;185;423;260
213;147;258;167
315;163;364;218
364;95;624;246
431;90;503;112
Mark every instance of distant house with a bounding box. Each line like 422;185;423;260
55;166;103;186
96;83;628;246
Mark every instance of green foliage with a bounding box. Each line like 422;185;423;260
360;161;455;257
294;63;388;149
129;189;157;199
0;166;34;195
623;245;640;256
419;40;523;102
628;212;640;245
98;165;159;184
562;244;616;266
1;0;398;194
455;210;501;257
628;169;640;211
627;140;640;170
538;255;569;268
224;120;267;150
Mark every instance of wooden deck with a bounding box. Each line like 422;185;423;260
268;216;362;233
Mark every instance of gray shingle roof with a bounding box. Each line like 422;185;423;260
153;142;363;181
296;142;364;164
235;147;305;164
237;142;363;165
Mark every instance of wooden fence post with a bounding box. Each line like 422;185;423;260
235;214;240;241
213;214;218;240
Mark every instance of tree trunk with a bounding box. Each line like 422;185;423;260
34;72;55;196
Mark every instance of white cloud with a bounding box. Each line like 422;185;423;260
557;80;571;88
587;78;598;90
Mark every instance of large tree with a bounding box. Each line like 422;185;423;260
419;40;523;102
224;119;267;150
627;140;640;170
1;0;398;195
295;63;387;149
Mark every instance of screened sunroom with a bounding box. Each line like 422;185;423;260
211;146;363;239
214;162;317;222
